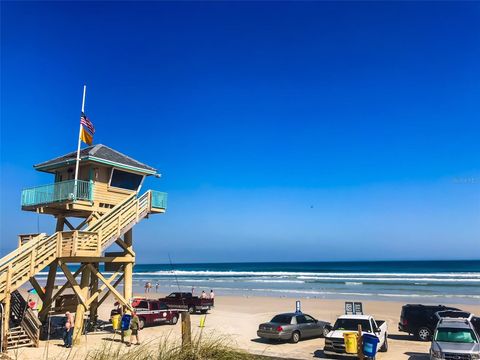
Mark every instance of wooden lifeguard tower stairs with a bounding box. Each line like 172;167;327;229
0;144;167;351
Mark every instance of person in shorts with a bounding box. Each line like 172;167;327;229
129;311;140;346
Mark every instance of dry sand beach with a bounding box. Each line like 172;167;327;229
9;293;480;360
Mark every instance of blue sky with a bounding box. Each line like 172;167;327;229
1;1;479;263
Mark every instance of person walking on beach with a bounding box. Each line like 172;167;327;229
201;290;207;299
121;310;132;346
129;312;141;346
63;311;74;348
155;281;159;293
209;290;215;300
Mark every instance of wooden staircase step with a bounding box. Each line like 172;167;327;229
7;341;34;349
7;332;29;338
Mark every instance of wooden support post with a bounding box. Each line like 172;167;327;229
2;265;12;351
73;231;78;257
89;263;99;323
73;263;91;345
39;216;65;322
123;230;133;303
357;324;364;360
40;260;58;322
181;311;192;348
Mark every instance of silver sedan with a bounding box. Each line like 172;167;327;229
257;312;331;343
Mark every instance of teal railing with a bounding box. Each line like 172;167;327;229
151;191;168;210
21;180;93;207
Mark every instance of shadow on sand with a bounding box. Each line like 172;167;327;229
250;338;285;345
388;334;417;341
404;352;429;360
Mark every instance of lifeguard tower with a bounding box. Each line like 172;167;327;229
0;144;167;350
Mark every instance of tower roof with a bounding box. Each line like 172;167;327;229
34;144;157;175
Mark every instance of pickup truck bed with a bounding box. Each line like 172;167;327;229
158;292;214;314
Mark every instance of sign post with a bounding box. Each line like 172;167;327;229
295;300;301;313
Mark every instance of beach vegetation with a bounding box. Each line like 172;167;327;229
84;333;259;360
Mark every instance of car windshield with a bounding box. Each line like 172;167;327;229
435;328;478;343
334;319;371;332
270;315;292;324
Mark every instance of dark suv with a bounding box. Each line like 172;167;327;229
398;304;460;341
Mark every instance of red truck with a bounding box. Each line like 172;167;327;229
158;292;214;314
131;298;179;329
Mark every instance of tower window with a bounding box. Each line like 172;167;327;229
109;169;143;191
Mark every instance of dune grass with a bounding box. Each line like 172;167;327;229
84;333;258;360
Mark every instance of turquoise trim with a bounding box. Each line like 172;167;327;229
35;156;156;175
151;191;168;210
21;180;93;207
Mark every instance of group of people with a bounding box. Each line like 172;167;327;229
200;289;215;299
144;281;160;293
120;310;141;347
61;307;141;348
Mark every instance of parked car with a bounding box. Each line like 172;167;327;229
257;312;330;343
324;314;388;357
111;298;179;329
430;314;480;360
399;304;460;341
158;292;214;314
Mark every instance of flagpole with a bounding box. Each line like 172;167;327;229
73;85;86;199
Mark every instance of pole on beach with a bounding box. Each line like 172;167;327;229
357;324;364;360
181;311;192;348
73;85;86;199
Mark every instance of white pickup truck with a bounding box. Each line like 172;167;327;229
323;314;388;357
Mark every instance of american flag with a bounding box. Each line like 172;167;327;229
80;112;95;134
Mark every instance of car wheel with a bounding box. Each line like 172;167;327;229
170;315;178;325
417;327;431;341
139;317;145;330
188;306;195;314
322;326;330;337
291;331;300;343
379;334;388;352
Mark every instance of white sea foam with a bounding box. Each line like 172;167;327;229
130;270;480;278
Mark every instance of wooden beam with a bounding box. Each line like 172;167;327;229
86;264;132;311
29;277;46;302
75;215;91;230
73;264;91;344
115;238;135;257
64;218;75;231
38;265;85;319
58;262;87;306
40;260;58;322
85;268;122;307
123;230;133;303
96;273;124;309
59;256;134;263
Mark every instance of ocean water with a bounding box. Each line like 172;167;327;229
129;261;480;304
36;260;480;304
